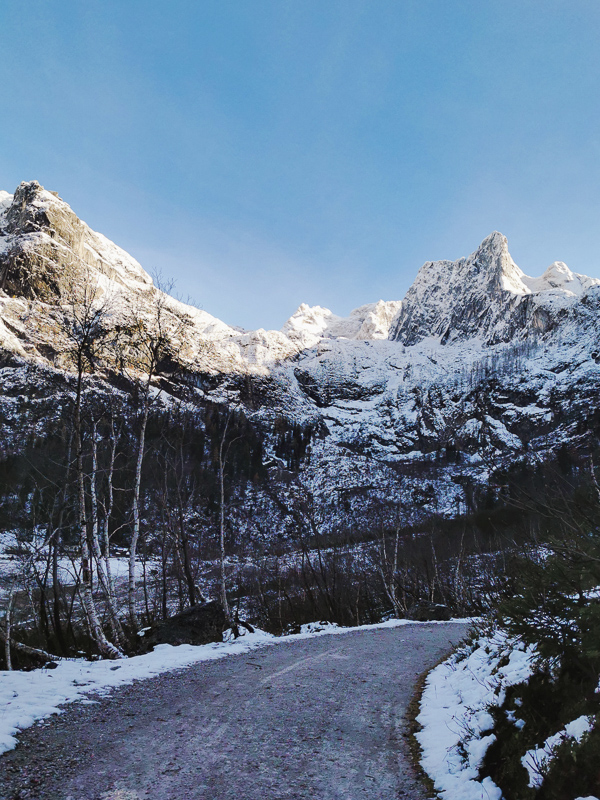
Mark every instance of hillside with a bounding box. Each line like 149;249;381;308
2;180;600;797
1;180;600;639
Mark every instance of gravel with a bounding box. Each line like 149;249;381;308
0;622;468;800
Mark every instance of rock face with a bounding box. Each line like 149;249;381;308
0;182;401;374
0;181;154;301
1;181;600;531
389;231;600;346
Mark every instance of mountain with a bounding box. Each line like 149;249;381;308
0;182;406;374
390;230;600;345
2;180;600;534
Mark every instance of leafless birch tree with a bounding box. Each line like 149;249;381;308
63;272;123;658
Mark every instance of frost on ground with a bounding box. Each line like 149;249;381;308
0;616;466;757
417;628;599;799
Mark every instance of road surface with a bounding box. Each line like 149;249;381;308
0;622;468;800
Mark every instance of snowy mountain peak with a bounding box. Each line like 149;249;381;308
0;190;12;218
389;231;518;345
524;261;600;297
478;231;529;294
2;181;600;378
281;299;403;348
0;180;154;301
390;232;600;346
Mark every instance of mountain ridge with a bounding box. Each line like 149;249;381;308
2;181;599;368
390;230;600;346
2;180;600;532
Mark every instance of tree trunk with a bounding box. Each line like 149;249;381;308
218;458;232;625
74;359;123;659
4;584;16;670
90;421;127;647
129;388;150;631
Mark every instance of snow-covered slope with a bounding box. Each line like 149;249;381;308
282;299;402;347
2;180;600;528
0;182;403;374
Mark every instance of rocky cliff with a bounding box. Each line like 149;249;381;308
389;230;600;345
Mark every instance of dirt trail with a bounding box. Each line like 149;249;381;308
0;622;468;800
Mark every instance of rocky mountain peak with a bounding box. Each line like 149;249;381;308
470;231;528;294
388;232;520;346
389;232;599;346
281;299;403;348
0;180;154;303
3;180;52;236
1;180;599;378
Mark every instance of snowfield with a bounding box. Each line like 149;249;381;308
0;530;145;603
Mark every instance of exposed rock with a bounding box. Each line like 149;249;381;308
0;181;154;302
409;602;452;622
2;180;600;533
389;231;600;346
142;602;227;649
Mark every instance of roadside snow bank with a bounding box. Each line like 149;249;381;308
0;630;274;754
416;629;536;800
0;616;469;756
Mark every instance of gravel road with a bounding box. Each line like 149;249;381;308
0;622;468;800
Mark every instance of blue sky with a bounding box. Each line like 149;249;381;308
1;1;600;329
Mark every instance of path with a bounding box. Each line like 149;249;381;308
0;622;468;800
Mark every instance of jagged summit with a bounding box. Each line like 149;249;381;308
390;231;600;346
1;181;599;371
281;300;402;346
0;180;154;300
1;180;600;531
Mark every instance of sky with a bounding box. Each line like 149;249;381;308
1;1;600;330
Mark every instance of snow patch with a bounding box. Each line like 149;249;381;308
417;629;535;800
521;715;595;789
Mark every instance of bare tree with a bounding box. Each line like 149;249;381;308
62;271;123;658
89;415;127;648
217;409;238;629
3;583;17;670
122;284;183;630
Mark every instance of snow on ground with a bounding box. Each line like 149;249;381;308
521;715;595;790
0;617;468;757
0;530;147;602
0;630;270;755
416;629;535;800
417;627;599;799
